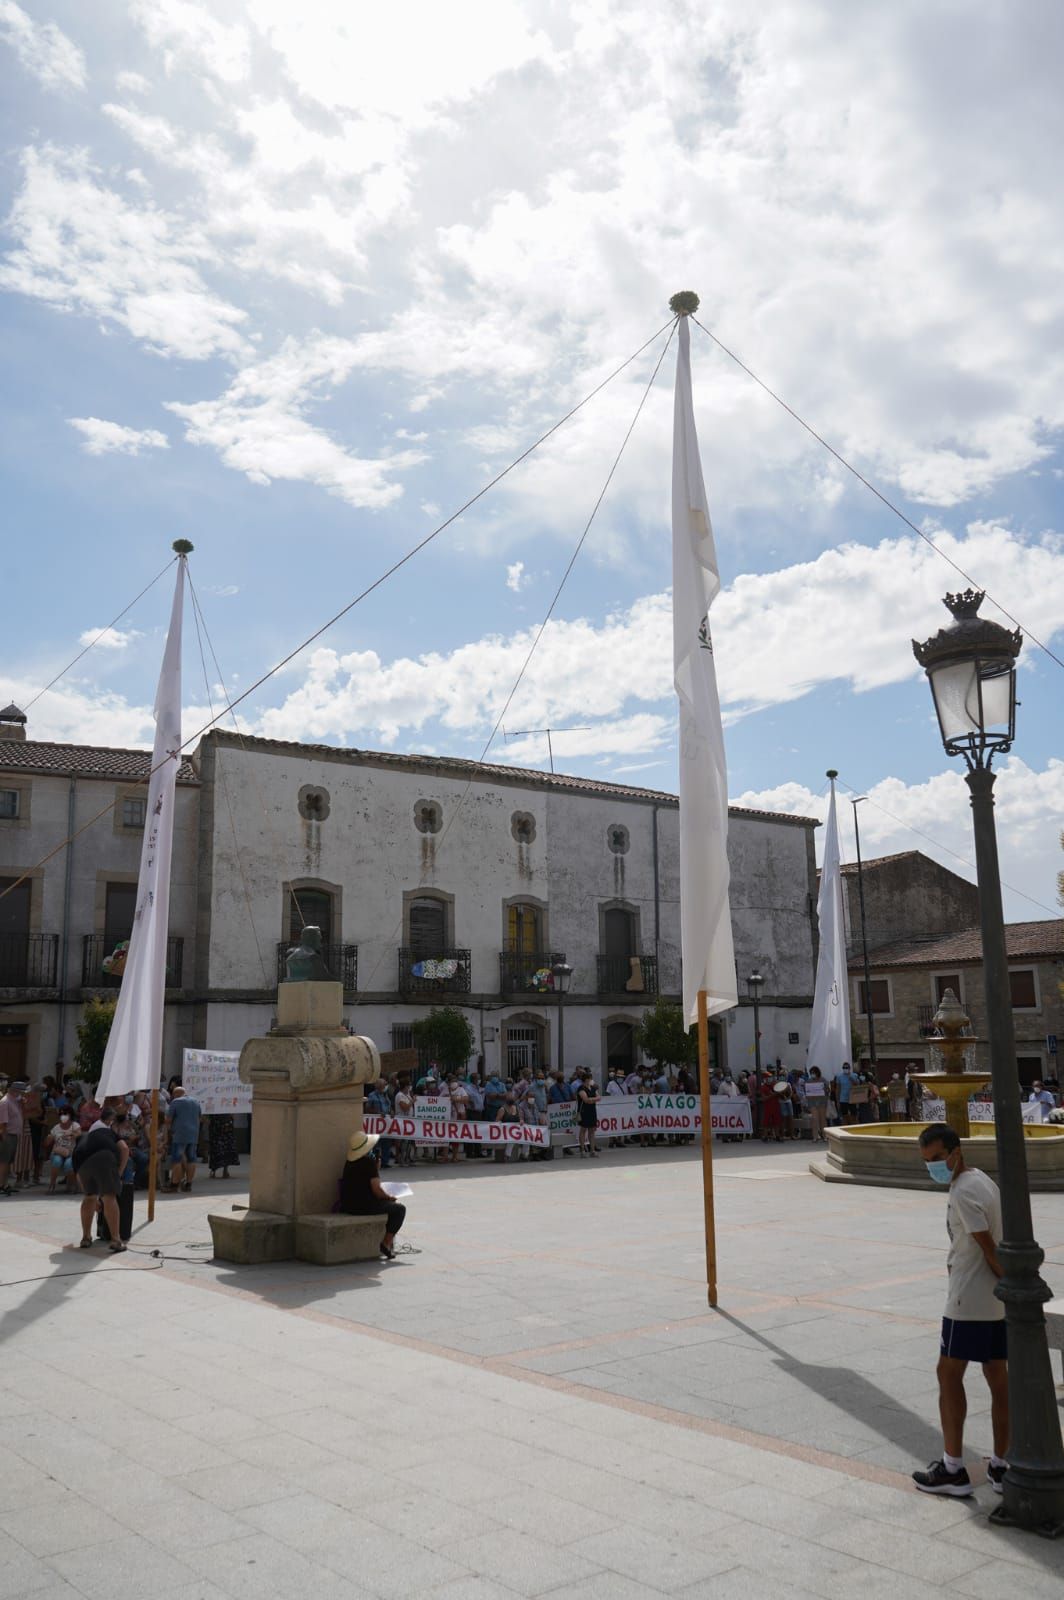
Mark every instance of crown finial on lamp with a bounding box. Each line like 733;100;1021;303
669;290;700;316
172;539;194;555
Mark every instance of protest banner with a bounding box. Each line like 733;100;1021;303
181;1049;250;1115
548;1102;577;1148
363;1114;550;1149
970;1101;1041;1125
594;1094;751;1139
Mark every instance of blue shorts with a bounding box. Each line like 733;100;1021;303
941;1317;1007;1363
50;1153;74;1173
169;1141;197;1163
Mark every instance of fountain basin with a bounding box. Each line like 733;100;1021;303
810;1121;1064;1191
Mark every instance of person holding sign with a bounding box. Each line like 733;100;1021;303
804;1067;828;1142
577;1069;600;1158
340;1131;406;1260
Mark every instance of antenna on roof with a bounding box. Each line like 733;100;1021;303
502;725;591;774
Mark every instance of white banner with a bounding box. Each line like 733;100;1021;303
807;780;852;1079
595;1093;752;1138
969;1101;1042;1125
672;313;736;1024
363;1114;549;1149
182;1048;251;1116
98;556;186;1099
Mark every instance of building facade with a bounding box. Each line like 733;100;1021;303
1;711;822;1085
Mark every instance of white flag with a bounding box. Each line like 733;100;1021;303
97;557;185;1099
672;315;737;1024
808;779;852;1078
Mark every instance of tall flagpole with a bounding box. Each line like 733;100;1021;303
98;539;191;1225
670;291;737;1308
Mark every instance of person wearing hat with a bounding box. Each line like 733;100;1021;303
339;1131;407;1260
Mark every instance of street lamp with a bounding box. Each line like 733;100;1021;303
850;796;877;1074
914;588;1064;1536
551;961;573;1080
747;971;764;1140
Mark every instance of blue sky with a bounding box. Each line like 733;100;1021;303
1;1;1062;922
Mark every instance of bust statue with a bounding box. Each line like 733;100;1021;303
283;925;333;982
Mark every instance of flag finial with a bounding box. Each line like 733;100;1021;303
172;539;194;555
826;768;838;780
669;290;700;316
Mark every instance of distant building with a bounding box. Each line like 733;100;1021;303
0;710;822;1084
838;849;980;956
848;918;1064;1088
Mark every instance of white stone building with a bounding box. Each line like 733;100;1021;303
193;732;820;1081
0;711;820;1085
0;705;199;1084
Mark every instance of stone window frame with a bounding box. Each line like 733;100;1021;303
0;777;31;827
282;877;343;948
1008;966;1041;1013
298;784;331;822
112;785;150;838
501;895;550;954
414;798;443;834
0;866;43;934
597;898;642;957
402;886;455;948
600;1012;641;1079
855;975;894;1018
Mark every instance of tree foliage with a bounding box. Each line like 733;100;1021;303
411;1006;476;1073
74;997;117;1086
635;996;696;1069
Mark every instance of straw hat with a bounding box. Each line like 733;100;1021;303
347;1131;380;1162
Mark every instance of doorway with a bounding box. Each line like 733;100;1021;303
505;1021;544;1076
0;1024;28;1083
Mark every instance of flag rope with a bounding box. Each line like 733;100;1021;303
690;315;1064;674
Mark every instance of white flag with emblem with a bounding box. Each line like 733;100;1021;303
97;556;186;1099
672;314;737;1024
808;778;852;1077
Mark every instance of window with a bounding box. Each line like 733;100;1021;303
289;887;333;945
409;896;447;956
933;972;963;1006
391;1024;414;1051
857;978;892;1015
104;883;137;949
121;796;147;829
1009;969;1038;1010
506;902;542;954
603;906;636;959
0;790;19;820
414;799;442;834
607;824;630;855
298;785;330;822
511;811;536;844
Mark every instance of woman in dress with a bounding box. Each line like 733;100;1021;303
339;1131;406;1260
208;1114;240;1179
576;1069;600;1157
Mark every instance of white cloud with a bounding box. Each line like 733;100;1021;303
77;626;141;651
115;70;150;95
68;417;169;456
0;2;85;90
500;715;671;765
732;758;1064;927
129;0;250;84
505;560;529;592
0;148;249;361
166;334;425;508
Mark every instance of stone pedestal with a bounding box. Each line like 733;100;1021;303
208;981;380;1265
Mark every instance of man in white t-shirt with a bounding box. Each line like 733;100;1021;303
912;1123;1009;1498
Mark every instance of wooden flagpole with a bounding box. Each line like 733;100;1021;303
696;988;718;1307
147;1088;159;1223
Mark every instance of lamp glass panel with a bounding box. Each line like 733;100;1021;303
929;660;982;738
977;662;1012;729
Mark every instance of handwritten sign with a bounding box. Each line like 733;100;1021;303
182;1049;250;1115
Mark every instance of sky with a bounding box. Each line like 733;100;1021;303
1;0;1062;926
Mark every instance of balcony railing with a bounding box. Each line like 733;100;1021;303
82;934;184;990
398;947;471;996
596;953;658;997
918;1004;937;1038
276;941;358;993
0;932;59;988
499;949;566;995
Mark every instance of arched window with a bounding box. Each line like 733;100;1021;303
605;1020;637;1074
409;896;447;956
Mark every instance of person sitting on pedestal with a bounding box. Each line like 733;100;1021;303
339;1132;406;1261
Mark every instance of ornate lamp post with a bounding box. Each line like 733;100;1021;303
747;971;764;1139
551;962;573;1080
914;588;1064;1536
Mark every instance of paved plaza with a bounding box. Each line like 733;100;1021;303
2;1140;1064;1599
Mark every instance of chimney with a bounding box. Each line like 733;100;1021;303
0;703;27;742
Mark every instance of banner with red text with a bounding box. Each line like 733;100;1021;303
597;1094;751;1138
363;1114;549;1149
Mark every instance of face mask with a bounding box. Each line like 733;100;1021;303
925;1158;953;1185
60;1115;71;1124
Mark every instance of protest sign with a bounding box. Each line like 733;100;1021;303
363;1114;549;1149
181;1049;250;1115
970;1101;1041;1125
414;1096;451;1119
593;1094;751;1138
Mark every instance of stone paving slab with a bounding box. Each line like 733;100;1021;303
2;1142;1064;1598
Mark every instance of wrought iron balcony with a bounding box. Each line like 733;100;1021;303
0;932;58;988
82;934;184;990
275;941;358;993
596;953;658;997
398;947;471;996
918;1004;937;1038
499;950;566;995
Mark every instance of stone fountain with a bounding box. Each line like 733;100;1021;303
909;988;988;1137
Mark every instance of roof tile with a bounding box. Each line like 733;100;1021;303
0;741;198;785
852;919;1064;968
